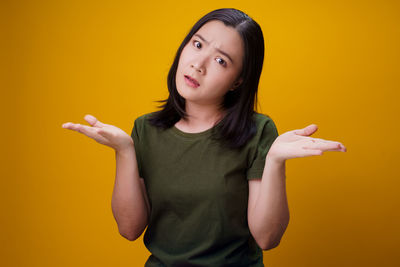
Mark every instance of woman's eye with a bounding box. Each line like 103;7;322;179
193;40;201;49
216;58;226;66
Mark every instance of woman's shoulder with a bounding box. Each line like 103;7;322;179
250;112;279;141
132;112;158;133
134;111;157;123
252;112;276;126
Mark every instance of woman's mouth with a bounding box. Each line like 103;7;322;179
184;75;200;88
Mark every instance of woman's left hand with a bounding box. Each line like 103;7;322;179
267;124;347;164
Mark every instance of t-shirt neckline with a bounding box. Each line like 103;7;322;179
171;124;216;138
170;117;226;139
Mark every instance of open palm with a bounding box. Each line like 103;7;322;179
268;124;347;163
62;114;133;151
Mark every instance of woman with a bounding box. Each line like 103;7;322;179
62;8;346;266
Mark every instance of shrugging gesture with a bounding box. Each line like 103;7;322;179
268;124;347;163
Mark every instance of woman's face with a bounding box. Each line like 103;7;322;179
176;20;244;107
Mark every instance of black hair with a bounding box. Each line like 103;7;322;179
147;8;266;150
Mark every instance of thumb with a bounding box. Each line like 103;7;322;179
294;124;318;136
84;114;106;128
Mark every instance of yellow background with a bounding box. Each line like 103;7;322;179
2;0;399;266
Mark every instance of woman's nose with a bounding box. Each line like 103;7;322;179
191;63;204;73
190;57;206;74
190;63;205;74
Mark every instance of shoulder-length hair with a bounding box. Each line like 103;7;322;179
147;8;266;150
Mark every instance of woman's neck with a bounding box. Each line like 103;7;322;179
175;102;226;133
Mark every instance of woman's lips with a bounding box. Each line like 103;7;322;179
184;75;200;88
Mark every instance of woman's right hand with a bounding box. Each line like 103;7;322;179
62;114;133;152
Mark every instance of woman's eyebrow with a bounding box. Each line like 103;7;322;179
194;33;234;64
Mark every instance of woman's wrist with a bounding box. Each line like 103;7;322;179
115;141;134;156
266;153;286;166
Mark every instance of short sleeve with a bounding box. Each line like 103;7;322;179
246;117;279;180
130;117;144;179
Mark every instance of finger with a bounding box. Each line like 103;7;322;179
62;122;73;129
340;144;347;152
62;122;85;130
313;138;346;151
63;122;98;138
308;149;324;156
294;147;324;158
308;138;347;152
324;143;347;152
304;140;345;152
294;124;318;136
84;114;107;128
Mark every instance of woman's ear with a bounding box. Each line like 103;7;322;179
231;77;243;90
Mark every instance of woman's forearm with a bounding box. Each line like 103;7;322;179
111;143;149;241
249;156;290;250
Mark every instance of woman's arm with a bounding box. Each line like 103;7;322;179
248;124;346;250
62;115;150;241
247;156;289;250
111;142;150;241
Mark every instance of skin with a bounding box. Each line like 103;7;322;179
61;19;347;248
174;20;244;132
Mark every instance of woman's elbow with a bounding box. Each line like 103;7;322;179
260;238;281;251
118;222;147;241
261;220;290;250
119;229;142;241
254;226;287;250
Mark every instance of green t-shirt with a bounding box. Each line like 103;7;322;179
131;112;279;266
